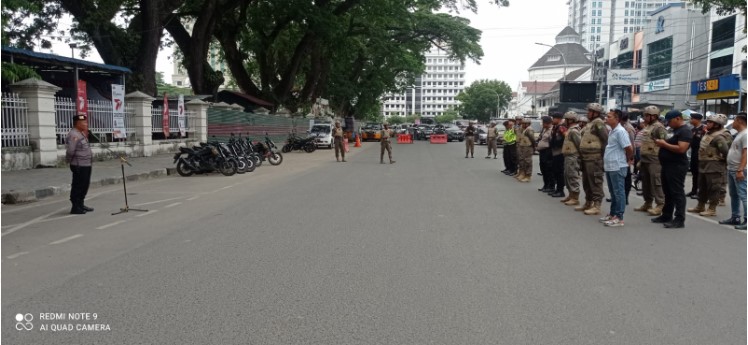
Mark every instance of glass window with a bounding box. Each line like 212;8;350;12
624;27;628;33
646;36;673;81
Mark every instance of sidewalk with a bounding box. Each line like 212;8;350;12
1;153;176;204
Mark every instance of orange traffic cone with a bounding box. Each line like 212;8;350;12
355;135;361;147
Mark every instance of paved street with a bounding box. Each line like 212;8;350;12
2;141;745;344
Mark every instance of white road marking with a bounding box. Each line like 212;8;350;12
133;197;184;207
96;220;127;230
136;209;158;217
186;195;200;201
49;234;83;245
7;251;29;259
2;207;68;237
164;202;182;208
2;214;78;230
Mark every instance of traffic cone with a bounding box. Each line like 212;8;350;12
355;135;361;147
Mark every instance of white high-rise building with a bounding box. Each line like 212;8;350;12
567;0;680;51
380;47;466;118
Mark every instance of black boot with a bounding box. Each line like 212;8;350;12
82;205;94;212
718;216;742;225
550;190;565;198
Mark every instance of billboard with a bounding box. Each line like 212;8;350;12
607;69;642;86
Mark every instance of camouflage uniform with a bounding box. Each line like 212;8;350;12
635;113;667;215
333;124;346;162
577;103;608;215
517;120;535;182
562;112;582;205
380;126;396;164
689;114;732;216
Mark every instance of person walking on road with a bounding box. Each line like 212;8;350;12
486;122;499;159
333;121;346;162
517;118;536;182
550;112;567;198
600;109;634;227
652;110;692;229
687;113;705;198
537;116;554;192
688;114;732;217
634;106;667;216
578;103;608;215
380;123;396;164
501;120;518;175
465;121;476;158
561;111;582;206
66;115;94;215
719;113;746;229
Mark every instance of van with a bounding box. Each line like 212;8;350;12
309;123;334;149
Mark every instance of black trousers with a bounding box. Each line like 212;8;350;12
689;157;699;193
624;166;632;201
539;149;554;187
552;154;565;191
70;165;92;208
503;143;517;172
661;161;688;223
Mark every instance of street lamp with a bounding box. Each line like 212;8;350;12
488;89;500;118
535;42;567;81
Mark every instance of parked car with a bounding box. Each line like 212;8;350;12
418;125;435;140
445;125;465;142
477;126;488;145
308;123;334;149
361;123;383;141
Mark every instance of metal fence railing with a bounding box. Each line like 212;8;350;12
1;93;30;148
55;97;135;144
151;107;194;135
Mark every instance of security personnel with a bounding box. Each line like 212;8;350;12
380;123;396;164
333;121;346;162
579;116;588;129
537;116;554;192
621;112;636;204
652;110;692;229
550;112;567;197
688;113;732;216
501;120;518;175
486;121;499;159
516;118;536;182
687;113;705;198
561;112;582;205
66;115;94;214
634;106;667;216
578;103;608;215
465;121;476;158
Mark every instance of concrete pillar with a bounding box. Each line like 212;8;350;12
10;79;61;167
125;91;155;156
186;99;210;143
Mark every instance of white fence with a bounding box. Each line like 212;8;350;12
151;107;195;135
1;93;30;148
55;97;135;144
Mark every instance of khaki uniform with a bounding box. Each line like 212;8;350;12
517;126;535;178
639;122;667;206
697;129;732;206
563;124;582;194
487;126;499;157
333;127;345;161
380;128;396;163
465;125;476;157
579;117;608;203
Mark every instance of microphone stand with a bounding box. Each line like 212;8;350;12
89;133;148;215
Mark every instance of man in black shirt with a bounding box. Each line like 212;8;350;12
688;113;705;198
652;110;692;228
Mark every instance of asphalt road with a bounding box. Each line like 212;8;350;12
2;141;745;344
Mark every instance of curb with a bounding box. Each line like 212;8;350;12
1;168;170;205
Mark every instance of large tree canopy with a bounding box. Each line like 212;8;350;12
456;79;513;123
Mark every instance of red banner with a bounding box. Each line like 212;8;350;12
76;80;88;125
162;93;170;137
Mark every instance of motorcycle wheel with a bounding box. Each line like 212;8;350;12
176;160;194;177
252;154;262;167
218;159;237;176
282;144;292;153
304;143;316;153
236;157;249;174
269;152;283;165
245;157;256;172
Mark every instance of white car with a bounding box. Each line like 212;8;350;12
309;123;334;149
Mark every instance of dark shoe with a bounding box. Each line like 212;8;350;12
686;191;697;198
663;221;685;229
82;205;94;212
390;160;396;164
605;198;612;202
636;191;644;196
500;169;509;173
718;217;741;225
551;191;565;198
508;173;517;177
471;156;474;158
70;208;86;215
689;194;698;199
736;224;747;230
465;156;469;158
537;172;543;176
538;186;548;192
485;156;491;159
494;157;498;159
651;216;672;223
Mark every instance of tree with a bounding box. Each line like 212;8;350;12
456;79;512;123
689;0;745;15
387;116;405;125
435;109;459;123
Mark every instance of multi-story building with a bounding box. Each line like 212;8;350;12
380;47;466;118
567;0;681;52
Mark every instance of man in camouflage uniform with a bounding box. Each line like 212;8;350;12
486;121;499;159
688;113;732;216
333;121;346;162
516;118;536;182
577;103;608;215
465;121;476;158
634;106;667;216
561;111;582;206
66;115;94;214
380;123;396;164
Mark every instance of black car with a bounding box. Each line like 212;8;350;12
445;125;465;142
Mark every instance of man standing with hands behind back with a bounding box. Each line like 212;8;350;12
333;120;346;162
380;123;396;164
66;114;94;214
652;110;692;229
465;121;476;158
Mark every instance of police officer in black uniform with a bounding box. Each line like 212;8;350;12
549;112;567;197
66;115;94;214
687;113;704;198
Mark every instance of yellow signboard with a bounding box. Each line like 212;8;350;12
696;90;740;100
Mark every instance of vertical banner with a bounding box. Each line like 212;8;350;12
178;94;186;137
76;80;88;123
162;93;170;138
111;84;126;139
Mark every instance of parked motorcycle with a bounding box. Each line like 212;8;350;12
282;132;317;153
253;133;283;165
173;142;238;177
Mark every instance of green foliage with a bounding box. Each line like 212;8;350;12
689;0;745;15
405;115;420;123
456;79;512;123
1;62;41;84
387;116;406;125
435;109;459;123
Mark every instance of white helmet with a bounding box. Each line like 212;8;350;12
707;113;728;126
